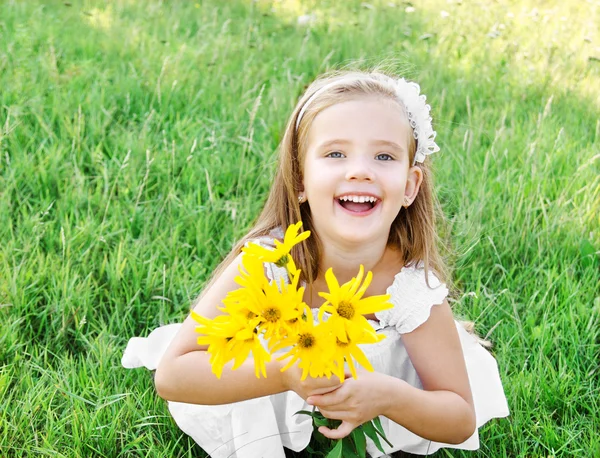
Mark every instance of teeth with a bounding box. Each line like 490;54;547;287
338;195;378;203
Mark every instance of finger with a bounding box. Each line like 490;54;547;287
306;376;343;391
318;421;356;440
317;408;345;419
307;388;346;407
309;383;342;397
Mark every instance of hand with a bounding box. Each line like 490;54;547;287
280;361;343;400
306;370;390;439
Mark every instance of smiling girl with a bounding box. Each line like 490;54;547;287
122;70;509;457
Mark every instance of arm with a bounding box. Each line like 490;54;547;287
387;298;475;443
308;299;476;444
154;253;340;405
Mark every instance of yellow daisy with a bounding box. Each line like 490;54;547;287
275;312;336;380
318;265;393;343
191;310;270;378
235;252;269;289
331;330;384;382
220;253;268;323
242;222;310;276
227;327;272;379
224;259;306;345
255;271;306;340
192;311;242;378
220;291;262;331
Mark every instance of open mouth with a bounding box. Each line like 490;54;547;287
336;195;380;213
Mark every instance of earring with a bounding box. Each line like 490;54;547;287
403;197;410;207
298;194;305;203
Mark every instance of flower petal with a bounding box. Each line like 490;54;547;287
356;295;393;315
350;345;374;372
354;269;372;299
324;268;340;295
347;265;364;296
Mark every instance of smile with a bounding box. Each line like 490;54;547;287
335;194;381;215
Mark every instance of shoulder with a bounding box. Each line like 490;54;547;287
375;263;449;334
392;262;445;290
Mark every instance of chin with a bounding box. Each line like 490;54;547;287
332;226;384;245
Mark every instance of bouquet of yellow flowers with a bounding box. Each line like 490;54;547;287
192;222;394;457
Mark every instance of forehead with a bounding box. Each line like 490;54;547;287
306;96;411;149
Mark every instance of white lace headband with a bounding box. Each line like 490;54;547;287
295;76;440;165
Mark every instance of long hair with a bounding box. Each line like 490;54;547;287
194;69;449;306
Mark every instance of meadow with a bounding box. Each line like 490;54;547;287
0;0;598;456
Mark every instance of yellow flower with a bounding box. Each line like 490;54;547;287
318;265;393;343
191;311;242;378
228;327;272;379
275;312;336;380
224;254;306;346
242;222;310;276
191;310;270;378
235;252;270;290
220;253;268;323
253;271;306;344
331;330;384;382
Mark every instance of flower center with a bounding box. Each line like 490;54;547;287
298;332;315;349
337;301;355;319
263;307;281;322
275;254;290;268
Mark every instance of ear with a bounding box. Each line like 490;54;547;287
404;165;423;204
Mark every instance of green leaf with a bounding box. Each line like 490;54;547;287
295;409;330;428
362;421;385;453
325;439;343;458
313;428;330;446
372;416;385;435
341;436;360;458
313;415;329;427
294;409;317;418
306;444;328;457
351;427;367;458
370;416;392;447
327;418;342;429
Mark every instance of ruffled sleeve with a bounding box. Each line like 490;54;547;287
375;265;449;334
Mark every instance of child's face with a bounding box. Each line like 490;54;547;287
301;95;422;245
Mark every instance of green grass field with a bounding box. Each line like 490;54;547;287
0;0;598;456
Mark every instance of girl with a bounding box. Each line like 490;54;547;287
122;70;509;457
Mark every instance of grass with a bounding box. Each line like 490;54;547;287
0;0;598;456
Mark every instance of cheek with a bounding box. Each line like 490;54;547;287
303;164;334;193
384;169;408;192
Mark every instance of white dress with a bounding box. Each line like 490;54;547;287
122;253;509;457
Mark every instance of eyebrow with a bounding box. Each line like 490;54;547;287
317;139;406;152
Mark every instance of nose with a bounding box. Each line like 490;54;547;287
344;155;374;182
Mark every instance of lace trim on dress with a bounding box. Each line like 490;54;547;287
375;265;449;334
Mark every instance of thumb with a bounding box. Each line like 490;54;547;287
319;420;355;440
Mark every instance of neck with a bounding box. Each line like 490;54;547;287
318;236;390;284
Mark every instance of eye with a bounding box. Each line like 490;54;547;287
375;153;394;161
326;151;345;158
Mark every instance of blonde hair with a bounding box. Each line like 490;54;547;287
194;70;449;305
